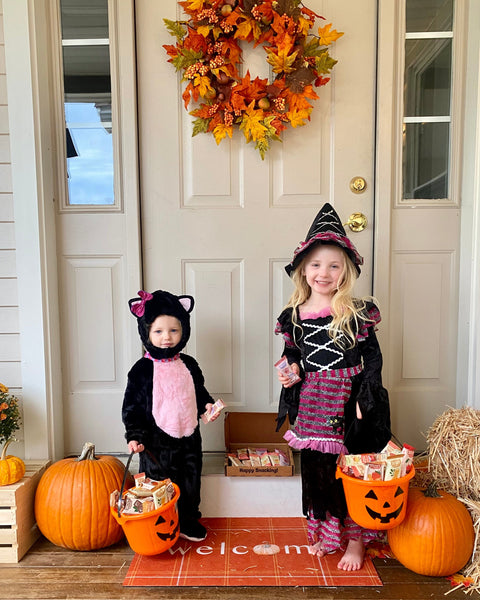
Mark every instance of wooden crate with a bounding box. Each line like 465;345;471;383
0;460;50;563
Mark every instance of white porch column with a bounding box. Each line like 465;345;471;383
3;0;63;459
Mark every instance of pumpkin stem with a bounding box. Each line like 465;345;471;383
76;441;97;461
423;481;442;498
1;439;13;460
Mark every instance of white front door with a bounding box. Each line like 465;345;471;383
136;0;377;450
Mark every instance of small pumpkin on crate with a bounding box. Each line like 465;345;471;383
0;383;25;486
387;482;475;577
34;441;134;551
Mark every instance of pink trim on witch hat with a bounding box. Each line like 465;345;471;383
285;203;364;276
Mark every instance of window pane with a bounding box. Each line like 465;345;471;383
63;45;111;88
406;0;453;32
404;39;452;117
60;0;114;208
403;122;449;200
61;0;108;40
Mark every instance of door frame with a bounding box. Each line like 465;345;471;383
4;0;480;460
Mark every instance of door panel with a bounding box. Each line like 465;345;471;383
136;0;377;450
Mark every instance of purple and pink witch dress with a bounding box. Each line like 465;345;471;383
275;301;391;552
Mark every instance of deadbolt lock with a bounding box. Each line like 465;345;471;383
350;176;367;194
344;212;368;232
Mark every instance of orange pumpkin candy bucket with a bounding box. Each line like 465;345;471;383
111;452;181;555
336;466;415;530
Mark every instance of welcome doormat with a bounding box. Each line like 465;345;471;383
123;517;382;587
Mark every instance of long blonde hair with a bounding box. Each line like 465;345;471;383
285;243;372;349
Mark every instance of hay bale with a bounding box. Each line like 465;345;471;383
427;406;480;502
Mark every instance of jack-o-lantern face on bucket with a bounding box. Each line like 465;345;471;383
364;486;404;524
336;466;415;530
155;513;180;542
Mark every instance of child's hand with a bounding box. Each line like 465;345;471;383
204;403;215;421
128;440;144;454
278;363;300;388
204;403;220;422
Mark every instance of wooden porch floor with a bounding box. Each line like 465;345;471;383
0;535;470;600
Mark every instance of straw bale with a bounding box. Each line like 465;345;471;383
427;407;480;501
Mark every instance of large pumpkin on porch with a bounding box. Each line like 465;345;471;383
34;442;134;551
387;483;475;577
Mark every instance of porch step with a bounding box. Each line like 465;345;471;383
200;473;302;517
199;452;302;517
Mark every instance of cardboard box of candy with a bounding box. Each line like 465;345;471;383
224;412;294;477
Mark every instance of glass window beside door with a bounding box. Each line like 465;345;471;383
60;0;114;206
402;0;454;201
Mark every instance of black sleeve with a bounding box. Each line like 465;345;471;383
121;358;153;445
275;307;303;431
345;307;391;453
275;307;302;366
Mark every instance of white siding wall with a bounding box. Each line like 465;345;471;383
0;0;23;455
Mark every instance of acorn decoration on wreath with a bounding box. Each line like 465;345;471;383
164;0;343;158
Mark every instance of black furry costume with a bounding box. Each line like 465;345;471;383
122;290;214;530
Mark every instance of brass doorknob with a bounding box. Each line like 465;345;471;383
344;212;367;232
350;176;367;193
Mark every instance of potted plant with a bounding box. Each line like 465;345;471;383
0;383;25;485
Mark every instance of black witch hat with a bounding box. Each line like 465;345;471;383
285;203;364;276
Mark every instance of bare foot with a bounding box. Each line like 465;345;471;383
308;541;327;558
337;538;364;571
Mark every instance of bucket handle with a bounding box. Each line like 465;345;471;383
117;450;135;518
116;448;168;518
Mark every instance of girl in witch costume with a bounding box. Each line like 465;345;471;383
122;289;219;542
275;203;391;571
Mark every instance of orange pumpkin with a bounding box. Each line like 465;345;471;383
35;442;134;551
0;440;25;486
387;483;475;576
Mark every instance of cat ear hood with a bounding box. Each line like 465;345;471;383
285;202;364;276
129;289;194;359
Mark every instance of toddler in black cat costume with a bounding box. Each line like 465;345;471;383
122;289;219;542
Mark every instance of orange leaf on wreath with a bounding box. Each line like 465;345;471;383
315;75;331;87
240;101;268;142
213;123;233;144
193;74;214;98
270;11;297;39
190;104;211;119
301;5;324;22
182;82;194;109
183;0;205;11
318;23;344;46
235;16;262;42
287;107;312;128
266;46;299;74
163;44;178;60
184;31;208;53
207;111;223;131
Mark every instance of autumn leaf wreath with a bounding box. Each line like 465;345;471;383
164;0;343;158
